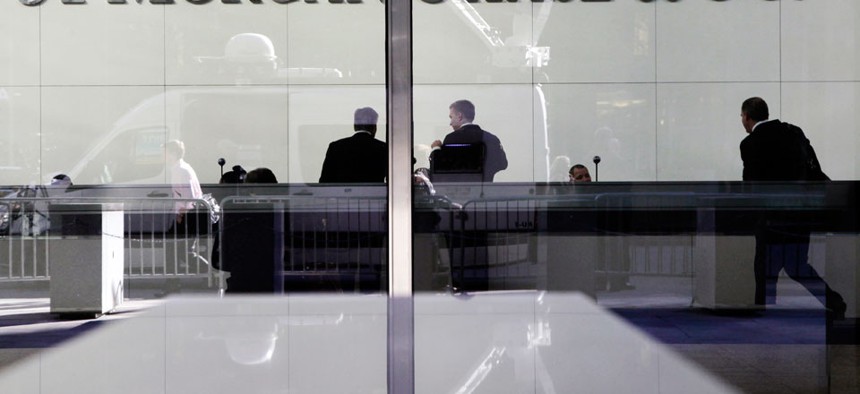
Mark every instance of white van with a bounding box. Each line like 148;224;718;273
66;86;356;186
62;28;550;187
65;85;549;187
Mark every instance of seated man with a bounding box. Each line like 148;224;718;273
569;162;633;291
430;99;507;182
568;164;592;183
246;167;278;184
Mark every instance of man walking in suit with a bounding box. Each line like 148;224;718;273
430;99;508;182
319;107;387;183
741;97;819;181
739;97;845;318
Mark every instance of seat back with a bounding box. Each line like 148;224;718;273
430;143;486;183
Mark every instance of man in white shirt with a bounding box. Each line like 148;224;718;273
166;140;203;225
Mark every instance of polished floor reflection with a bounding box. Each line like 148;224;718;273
0;291;733;393
0;283;856;393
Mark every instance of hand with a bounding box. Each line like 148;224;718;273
431;140;442;149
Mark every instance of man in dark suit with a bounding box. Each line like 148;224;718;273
319;107;387;183
739;97;845;318
430;99;508;182
741;98;812;181
428;100;508;292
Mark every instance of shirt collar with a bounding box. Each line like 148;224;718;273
752;119;775;132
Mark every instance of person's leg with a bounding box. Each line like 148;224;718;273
754;227;778;305
781;229;846;318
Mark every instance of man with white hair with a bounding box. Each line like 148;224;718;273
319;107;387;183
49;173;73;187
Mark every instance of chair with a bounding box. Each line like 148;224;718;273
429;143;486;183
429;143;491;292
220;202;285;293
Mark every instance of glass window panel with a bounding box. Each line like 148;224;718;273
782;0;860;82
414;0;534;84
0;0;858;392
0;87;40;185
0;2;388;391
414;1;859;393
166;2;289;86
0;3;39;86
656;0;780;82
42;1;166;86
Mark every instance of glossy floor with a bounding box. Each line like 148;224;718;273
0;280;856;393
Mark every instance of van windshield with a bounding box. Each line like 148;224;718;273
78;127;166;185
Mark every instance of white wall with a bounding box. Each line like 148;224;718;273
0;0;857;185
413;0;859;182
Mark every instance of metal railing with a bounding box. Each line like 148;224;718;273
0;196;216;284
219;195;388;293
452;197;543;290
1;190;829;293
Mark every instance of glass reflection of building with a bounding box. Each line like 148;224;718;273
0;1;857;393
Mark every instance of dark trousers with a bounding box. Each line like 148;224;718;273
753;214;843;310
448;232;490;292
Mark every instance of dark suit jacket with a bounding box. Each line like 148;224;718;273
740;119;808;181
433;124;508;182
319;132;387;183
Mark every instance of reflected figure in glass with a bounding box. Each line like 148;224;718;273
739;97;845;319
429;100;508;183
166;140;203;230
319;107;387;184
568;164;592;184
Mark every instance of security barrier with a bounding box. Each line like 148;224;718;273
451;197;544;291
1;186;834;295
0;196;216;285
219;195;388;293
445;195;697;292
